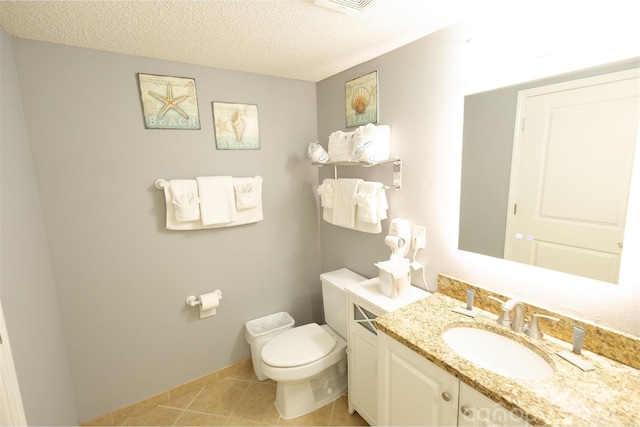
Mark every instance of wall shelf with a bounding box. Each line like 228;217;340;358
312;158;402;190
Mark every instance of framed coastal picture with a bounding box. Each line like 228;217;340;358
137;73;200;129
212;102;260;150
345;70;378;127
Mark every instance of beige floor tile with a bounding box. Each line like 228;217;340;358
121;406;182;426
112;391;170;425
167;383;204;410
277;400;333;426
330;395;369;426
230;381;280;425
187;378;249;416
225;417;275;426
222;359;258;381
80;412;114;426
174;410;228;426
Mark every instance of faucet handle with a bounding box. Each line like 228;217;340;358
487;296;512;326
524;313;560;339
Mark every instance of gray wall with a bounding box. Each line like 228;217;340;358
0;29;78;425
11;38;320;422
318;24;640;339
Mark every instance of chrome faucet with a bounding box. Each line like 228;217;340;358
501;299;525;332
489;296;525;332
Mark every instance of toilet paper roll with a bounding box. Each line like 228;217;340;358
384;235;405;250
200;290;221;311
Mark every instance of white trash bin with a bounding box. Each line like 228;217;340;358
245;312;295;380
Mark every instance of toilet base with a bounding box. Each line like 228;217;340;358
274;357;347;420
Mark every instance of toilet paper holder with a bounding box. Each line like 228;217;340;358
185;290;223;318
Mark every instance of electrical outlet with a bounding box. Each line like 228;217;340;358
412;225;426;250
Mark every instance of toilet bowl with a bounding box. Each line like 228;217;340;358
261;323;348;419
249;268;367;420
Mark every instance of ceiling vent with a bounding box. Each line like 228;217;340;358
314;0;376;14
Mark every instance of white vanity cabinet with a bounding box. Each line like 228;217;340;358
346;278;429;426
378;331;459;426
378;331;531;427
458;382;531;427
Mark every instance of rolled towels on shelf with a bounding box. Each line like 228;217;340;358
328;130;355;162
352;124;390;163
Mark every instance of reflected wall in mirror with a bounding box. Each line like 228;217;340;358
459;58;640;284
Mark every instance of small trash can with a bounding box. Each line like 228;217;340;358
245;312;295;380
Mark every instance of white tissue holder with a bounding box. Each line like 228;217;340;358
186;290;222;318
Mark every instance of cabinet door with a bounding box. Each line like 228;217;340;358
378;332;458;426
349;326;378;424
458;382;531;426
348;298;381;425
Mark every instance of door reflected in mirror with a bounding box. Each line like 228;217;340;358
459;59;640;284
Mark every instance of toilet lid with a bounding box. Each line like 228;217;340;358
262;323;336;368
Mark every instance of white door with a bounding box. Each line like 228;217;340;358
0;301;27;426
504;69;640;283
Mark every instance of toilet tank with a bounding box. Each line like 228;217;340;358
320;268;367;338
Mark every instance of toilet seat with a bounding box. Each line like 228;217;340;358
262;323;336;368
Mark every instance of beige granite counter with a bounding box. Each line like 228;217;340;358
375;292;640;426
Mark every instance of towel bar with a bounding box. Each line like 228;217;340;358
312;158;402;190
155;179;168;189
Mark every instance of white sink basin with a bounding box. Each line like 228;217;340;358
442;327;553;380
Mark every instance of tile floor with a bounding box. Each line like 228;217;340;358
83;360;369;426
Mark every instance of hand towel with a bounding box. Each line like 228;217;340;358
354;183;388;234
355;181;384;224
233;177;259;210
332;178;362;229
169;179;200;222
317;179;336;209
196;176;237;225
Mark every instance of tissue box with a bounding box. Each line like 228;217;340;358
378;263;411;299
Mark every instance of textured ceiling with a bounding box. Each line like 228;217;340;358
0;0;470;82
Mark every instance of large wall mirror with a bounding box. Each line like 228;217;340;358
459;58;640;284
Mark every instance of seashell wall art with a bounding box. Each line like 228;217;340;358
345;70;378;128
212;102;260;150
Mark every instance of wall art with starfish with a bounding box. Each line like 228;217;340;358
138;73;200;130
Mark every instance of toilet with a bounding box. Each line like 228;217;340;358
257;268;367;419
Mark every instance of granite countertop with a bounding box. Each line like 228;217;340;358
375;293;640;426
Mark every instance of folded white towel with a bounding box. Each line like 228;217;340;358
355;181;384;224
328;130;355;162
196;176;237;225
332;178;362;229
352;124;390;163
169;179;200;222
317;179;336;209
233;177;259;210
